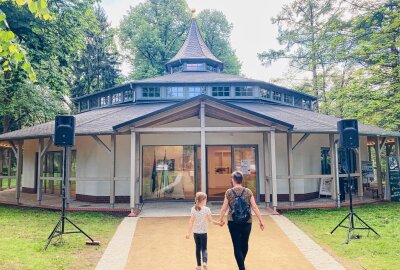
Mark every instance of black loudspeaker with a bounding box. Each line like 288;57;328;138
54;116;75;147
337;119;359;148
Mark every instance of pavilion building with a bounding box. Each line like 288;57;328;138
0;18;399;211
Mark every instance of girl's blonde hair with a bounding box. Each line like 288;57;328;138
195;192;207;211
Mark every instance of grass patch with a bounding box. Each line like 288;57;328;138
1;178;15;189
0;205;124;270
284;202;400;270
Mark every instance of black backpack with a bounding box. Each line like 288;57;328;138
229;188;251;224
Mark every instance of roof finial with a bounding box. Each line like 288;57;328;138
191;8;196;18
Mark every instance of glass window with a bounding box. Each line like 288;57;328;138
321;148;331;175
112;92;123;104
186;63;205;71
172;65;184;73
142;87;160;98
100;95;110;106
273;91;281;101
142;146;195;200
284;94;293;104
233;146;257;196
260;88;271;99
235;86;253;96
167;87;184;98
303;99;312;109
294;97;303;107
80;100;88;111
89;97;99;109
188;87;205;97
206;65;217;72
124;90;134;101
212;86;230;97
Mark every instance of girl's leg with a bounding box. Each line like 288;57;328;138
200;233;208;264
194;234;202;266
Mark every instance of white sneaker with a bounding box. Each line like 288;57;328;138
203;263;208;269
196;267;201;270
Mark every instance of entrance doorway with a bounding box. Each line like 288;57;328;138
207;145;258;200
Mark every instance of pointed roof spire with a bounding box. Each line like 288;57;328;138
166;18;223;72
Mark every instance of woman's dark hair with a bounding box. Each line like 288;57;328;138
232;171;243;184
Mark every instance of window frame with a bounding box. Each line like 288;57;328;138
235;86;253;97
212;86;230;97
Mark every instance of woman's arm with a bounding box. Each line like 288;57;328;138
186;215;195;239
250;195;265;231
218;196;229;225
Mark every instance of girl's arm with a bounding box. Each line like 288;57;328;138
186;215;195;239
250;195;265;231
207;213;223;226
218;197;229;224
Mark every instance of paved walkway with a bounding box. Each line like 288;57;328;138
96;203;346;270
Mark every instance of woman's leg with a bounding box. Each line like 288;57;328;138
228;222;245;270
200;233;208;264
241;223;252;261
194;233;202;266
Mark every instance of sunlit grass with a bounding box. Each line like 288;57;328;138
285;202;400;270
0;205;123;270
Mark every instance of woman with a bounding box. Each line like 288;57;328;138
218;171;265;270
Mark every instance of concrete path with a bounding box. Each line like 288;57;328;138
271;215;346;270
96;217;138;270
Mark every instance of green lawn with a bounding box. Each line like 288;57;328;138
0;205;124;270
284;202;400;270
1;178;15;189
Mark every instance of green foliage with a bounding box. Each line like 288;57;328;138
71;6;121;98
119;0;241;79
197;9;241;75
285;203;400;270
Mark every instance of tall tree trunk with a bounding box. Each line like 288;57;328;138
2;115;11;134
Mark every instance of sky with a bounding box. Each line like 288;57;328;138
100;0;292;82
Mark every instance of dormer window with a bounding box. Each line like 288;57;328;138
142;87;160;98
185;63;205;71
112;92;123;104
167;87;184;98
260;88;271;99
235;86;253;97
273;91;281;101
284;94;293;104
100;96;110;107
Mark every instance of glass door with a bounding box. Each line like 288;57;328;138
207;146;232;199
233;146;258;197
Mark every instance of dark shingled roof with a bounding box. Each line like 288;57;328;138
0;98;398;141
166;19;222;68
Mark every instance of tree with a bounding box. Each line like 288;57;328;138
119;0;242;79
71;6;121;98
258;0;340;111
0;0;50;80
197;9;241;75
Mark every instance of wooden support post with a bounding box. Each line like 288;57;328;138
270;130;278;211
110;134;116;207
135;133;140;205
37;138;44;204
329;134;337;200
7;148;12;188
374;136;383;199
287;132;294;204
0;148;3;191
130;129;136;210
395;137;400;158
263;132;271;206
200;102;206;193
16;141;23;203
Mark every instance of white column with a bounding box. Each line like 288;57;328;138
110;134;116;207
287;132;294;203
270;130;278;211
7;148;12;188
130;129;136;210
263;132;271;205
374;136;383;199
0;148;3;191
135;133;140;205
200;102;206;193
65;147;72;205
16;140;23;203
37;138;43;204
329;134;337;200
357;137;363;197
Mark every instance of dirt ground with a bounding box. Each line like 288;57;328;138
125;216;314;270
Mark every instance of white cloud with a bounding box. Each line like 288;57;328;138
100;0;293;82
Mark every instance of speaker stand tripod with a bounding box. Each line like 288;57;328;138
44;146;99;250
330;148;379;244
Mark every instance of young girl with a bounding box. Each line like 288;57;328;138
186;192;222;270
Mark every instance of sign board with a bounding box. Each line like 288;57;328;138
388;156;400;202
240;160;251;175
319;178;333;196
362;161;374;183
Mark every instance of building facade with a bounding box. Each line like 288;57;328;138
0;19;399;211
